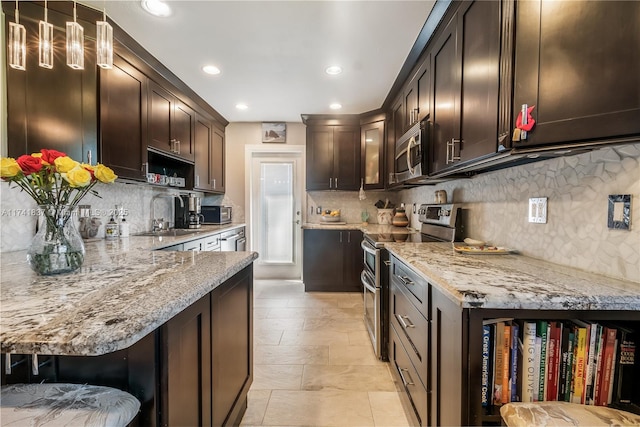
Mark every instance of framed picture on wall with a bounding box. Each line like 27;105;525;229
262;122;286;143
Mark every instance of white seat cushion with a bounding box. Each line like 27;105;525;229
1;383;140;427
500;401;640;427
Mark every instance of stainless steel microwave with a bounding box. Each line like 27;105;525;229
201;206;232;225
393;120;429;184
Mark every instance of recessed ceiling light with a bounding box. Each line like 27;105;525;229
329;103;342;110
202;65;221;75
325;65;343;75
141;0;171;17
236;103;248;110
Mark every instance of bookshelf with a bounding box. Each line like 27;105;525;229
466;309;640;426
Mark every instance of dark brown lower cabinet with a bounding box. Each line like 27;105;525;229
1;265;254;427
303;229;363;292
388;255;640;426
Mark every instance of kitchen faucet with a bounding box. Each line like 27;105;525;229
151;194;183;231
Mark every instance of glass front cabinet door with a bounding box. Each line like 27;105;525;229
361;120;385;190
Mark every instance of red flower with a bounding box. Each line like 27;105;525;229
16;154;43;174
40;149;67;165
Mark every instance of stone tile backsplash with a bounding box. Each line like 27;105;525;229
307;143;640;283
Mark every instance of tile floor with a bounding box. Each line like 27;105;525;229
240;280;410;427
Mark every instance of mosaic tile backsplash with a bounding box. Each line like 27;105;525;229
308;143;640;283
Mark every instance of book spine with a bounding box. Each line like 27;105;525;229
598;327;617;406
546;323;556;401
585;324;601;405
593;329;605;406
502;325;511;404
537;321;548;401
607;339;618;405
534;337;542;401
615;332;636;404
521;322;537;402
482;324;492;407
547;322;561;401
564;331;575;402
494;322;505;406
573;325;588;404
510;323;519;403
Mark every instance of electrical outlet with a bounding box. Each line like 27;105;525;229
316;206;322;214
528;197;548;223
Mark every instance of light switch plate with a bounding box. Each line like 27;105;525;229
528;197;548;224
608;194;631;230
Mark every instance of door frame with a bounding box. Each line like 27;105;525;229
245;144;306;279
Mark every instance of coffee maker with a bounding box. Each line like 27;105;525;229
175;194;202;229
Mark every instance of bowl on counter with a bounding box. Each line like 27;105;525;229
321;215;342;223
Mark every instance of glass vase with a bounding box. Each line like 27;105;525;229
27;205;85;275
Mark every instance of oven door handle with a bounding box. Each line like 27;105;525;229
361;239;377;256
361;270;377;293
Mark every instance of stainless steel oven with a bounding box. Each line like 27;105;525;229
361;237;389;360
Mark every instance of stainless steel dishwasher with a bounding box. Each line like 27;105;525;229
220;227;245;251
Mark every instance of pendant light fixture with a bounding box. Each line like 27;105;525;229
96;4;113;69
8;0;26;71
39;0;54;69
66;1;84;70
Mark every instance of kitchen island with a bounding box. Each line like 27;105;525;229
383;242;640;426
0;237;258;426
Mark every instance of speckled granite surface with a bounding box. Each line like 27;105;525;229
0;234;257;356
385;242;640;311
302;222;416;235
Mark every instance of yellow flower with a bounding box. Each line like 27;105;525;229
64;167;92;187
54;156;80;173
31;152;49;165
1;157;21;178
94;164;117;183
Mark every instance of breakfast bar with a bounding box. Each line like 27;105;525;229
0;238;258;426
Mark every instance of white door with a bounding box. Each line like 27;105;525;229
248;149;303;280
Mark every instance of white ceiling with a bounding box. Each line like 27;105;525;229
82;1;435;123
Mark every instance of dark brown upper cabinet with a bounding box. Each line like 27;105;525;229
512;0;640;148
305;117;361;191
404;59;430;131
210;126;226;193
99;54;148;181
361;113;386;190
387;96;405;189
4;2;97;164
148;80;195;162
194;115;225;194
430;0;504;174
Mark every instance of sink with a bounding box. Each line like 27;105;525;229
136;229;201;237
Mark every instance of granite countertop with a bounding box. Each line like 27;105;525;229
303;222;418;235
0;232;257;356
385;242;640;311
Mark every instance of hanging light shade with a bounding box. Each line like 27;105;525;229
8;1;26;71
39;0;54;69
96;8;113;69
66;2;84;70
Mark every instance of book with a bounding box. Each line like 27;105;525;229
537;320;548;401
607;339;618;405
592;326;606;406
521;321;537;402
598;326;618;406
546;321;562;401
510;322;519;403
612;326;636;405
564;329;575;402
482;324;492;407
494;322;505;405
572;320;590;404
534;336;542;401
585;323;602;405
502;325;511;404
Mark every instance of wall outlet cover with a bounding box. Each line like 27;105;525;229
608;194;631;230
528;197;548;224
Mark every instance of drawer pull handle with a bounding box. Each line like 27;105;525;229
396;314;415;329
399;276;414;286
383;260;391;266
399;368;415;387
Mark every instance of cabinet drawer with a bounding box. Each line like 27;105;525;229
391;280;429;388
390;325;428;426
391;256;429;315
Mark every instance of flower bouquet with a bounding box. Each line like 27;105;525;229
1;149;117;275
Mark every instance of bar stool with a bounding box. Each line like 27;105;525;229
500;401;640;427
1;383;140;426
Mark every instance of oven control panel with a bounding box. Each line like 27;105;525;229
418;203;459;228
